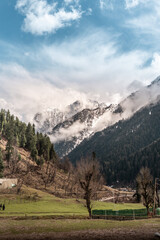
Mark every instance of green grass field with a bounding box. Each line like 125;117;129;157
0;186;144;217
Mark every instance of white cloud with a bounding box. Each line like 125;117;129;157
86;8;92;16
38;35;160;103
151;53;160;73
64;0;79;5
0;98;22;120
125;0;150;9
100;0;105;9
0;30;160;124
50;120;86;143
100;0;149;10
15;0;82;35
125;0;140;9
0;62;91;123
125;0;160;43
99;0;114;10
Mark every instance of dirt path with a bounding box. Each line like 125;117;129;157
0;228;159;240
0;218;160;240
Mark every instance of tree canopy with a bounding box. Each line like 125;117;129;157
0;109;56;166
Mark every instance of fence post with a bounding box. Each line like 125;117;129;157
133;210;135;220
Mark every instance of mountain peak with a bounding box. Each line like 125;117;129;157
150;76;160;86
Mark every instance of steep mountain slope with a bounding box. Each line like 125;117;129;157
34;100;103;133
68;100;160;185
34;76;160;158
0;135;125;201
0;137;74;196
52;105;117;157
34;100;85;132
34;100;116;157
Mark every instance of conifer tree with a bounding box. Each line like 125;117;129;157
50;144;56;161
25;123;34;151
0;147;4;178
5;121;14;161
0;108;57;166
19;123;27;148
6;137;14;162
0;110;5;134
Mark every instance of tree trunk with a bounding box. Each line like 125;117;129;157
147;206;149;216
85;191;92;218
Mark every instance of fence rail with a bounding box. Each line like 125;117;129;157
92;208;160;219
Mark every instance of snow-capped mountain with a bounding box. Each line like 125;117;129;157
34;100;104;133
34;76;160;158
67;77;160;184
51;104;118;157
34;100;118;157
34;109;67;133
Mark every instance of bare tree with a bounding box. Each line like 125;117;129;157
62;157;72;173
16;159;33;193
41;160;56;189
16;177;24;194
156;183;160;207
76;157;104;218
63;159;75;196
136;167;154;215
8;148;21;174
114;191;120;203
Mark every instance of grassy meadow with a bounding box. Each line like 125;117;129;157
1;187;159;239
0;186;144;217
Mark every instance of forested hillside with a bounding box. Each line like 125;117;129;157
68;101;160;185
0;109;56;177
0;109;112;200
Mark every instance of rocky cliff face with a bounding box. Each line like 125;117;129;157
34;100;118;157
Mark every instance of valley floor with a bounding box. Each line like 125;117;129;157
0;218;160;240
0;187;159;239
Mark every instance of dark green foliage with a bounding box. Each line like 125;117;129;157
36;156;45;166
5;138;14;161
68;101;160;185
18;154;21;161
25;123;35;151
0;109;56;164
0;147;4;177
31;145;38;161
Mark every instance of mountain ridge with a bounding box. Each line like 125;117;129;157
34;76;160;159
68;99;160;184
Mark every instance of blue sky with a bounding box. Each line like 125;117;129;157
0;0;160;120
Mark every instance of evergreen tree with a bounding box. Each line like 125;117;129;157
6;137;14;162
50;144;56;161
0;147;4;178
0;108;57;166
6;110;10;123
0;110;5;134
31;146;38;161
36;156;45;166
25;123;35;151
19;123;27;148
5;121;14;162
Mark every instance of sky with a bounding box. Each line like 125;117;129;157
0;0;160;121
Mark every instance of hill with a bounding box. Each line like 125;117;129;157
0;109;133;202
0;109;70;196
